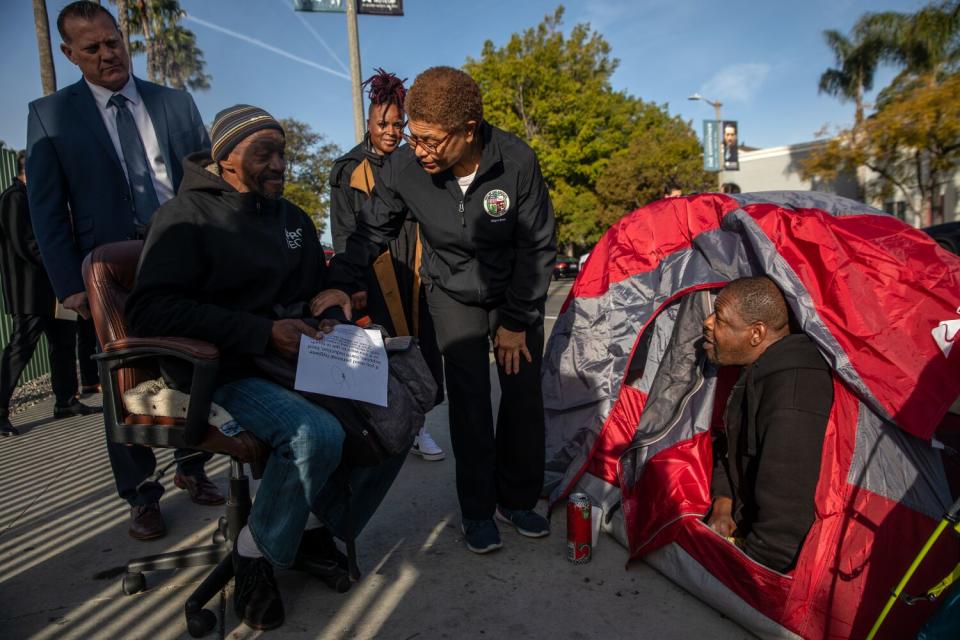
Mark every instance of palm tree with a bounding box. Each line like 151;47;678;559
116;0;132;56
117;0;210;90
32;0;57;96
856;1;960;94
818;30;881;128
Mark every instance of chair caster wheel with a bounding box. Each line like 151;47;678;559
122;572;146;595
217;516;228;535
186;608;217;638
212;530;227;545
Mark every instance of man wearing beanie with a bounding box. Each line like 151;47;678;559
26;1;218;541
126;105;409;630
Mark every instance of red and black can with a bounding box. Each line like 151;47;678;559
566;492;592;564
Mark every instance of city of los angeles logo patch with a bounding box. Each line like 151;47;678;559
483;189;510;217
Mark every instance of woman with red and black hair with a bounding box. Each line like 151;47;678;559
328;68;445;461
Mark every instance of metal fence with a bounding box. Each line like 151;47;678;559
0;145;52;384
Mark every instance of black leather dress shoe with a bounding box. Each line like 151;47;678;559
0;418;20;437
233;550;284;630
53;400;103;419
129;503;166;540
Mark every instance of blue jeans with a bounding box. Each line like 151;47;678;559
214;377;407;568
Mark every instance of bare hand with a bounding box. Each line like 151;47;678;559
350;291;368;312
707;496;736;538
270;319;320;360
318;318;339;334
494;326;532;375
309;289;352;320
63;291;91;320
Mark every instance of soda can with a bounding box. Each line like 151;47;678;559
566;493;592;563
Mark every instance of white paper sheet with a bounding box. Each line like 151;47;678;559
293;325;388;407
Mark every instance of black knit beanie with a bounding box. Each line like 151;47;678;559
210;104;284;161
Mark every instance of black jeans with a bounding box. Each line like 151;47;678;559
425;284;545;520
0;314;78;412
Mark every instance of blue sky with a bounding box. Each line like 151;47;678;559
1;0;925;164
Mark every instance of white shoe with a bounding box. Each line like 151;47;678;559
411;429;445;461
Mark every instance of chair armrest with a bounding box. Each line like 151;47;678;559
95;337;220;448
102;336;219;360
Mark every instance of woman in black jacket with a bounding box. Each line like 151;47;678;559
328;69;445;461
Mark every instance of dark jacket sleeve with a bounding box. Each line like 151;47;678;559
125;202;273;355
742;368;832;572
711;430;733;500
499;151;557;331
26;102;86;300
327;158;407;294
188;95;212;152
3;187;44;267
329;159;359;255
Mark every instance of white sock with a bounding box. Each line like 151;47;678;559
236;525;263;558
305;514;323;531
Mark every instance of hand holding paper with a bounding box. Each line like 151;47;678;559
294;324;388;406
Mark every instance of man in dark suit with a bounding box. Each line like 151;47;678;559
26;1;221;540
0;151;99;437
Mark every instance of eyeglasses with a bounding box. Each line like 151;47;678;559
401;128;455;155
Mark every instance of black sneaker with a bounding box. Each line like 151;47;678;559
292;528;351;593
495;506;551;538
232;550;284;630
461;518;503;554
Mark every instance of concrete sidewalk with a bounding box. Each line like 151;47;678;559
0;392;751;640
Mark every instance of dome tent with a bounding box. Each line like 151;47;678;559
543;192;960;639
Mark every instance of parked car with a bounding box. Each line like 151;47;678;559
553;258;579;280
923;221;960;255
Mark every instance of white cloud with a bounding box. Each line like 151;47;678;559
701;63;771;103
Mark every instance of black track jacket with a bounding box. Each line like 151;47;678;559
329;122;556;332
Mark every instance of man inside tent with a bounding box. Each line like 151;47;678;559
703;276;833;572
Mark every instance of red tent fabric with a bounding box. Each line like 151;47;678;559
543;192;960;639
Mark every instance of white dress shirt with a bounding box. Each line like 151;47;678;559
85;75;175;204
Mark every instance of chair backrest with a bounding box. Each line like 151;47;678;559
82;240;153;393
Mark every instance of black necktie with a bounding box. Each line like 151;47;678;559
108;93;160;224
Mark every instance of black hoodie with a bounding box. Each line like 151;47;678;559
328;121;556;331
712;333;833;573
125;151;328;382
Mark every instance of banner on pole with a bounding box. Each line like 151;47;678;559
703;120;720;172
722;120;739;171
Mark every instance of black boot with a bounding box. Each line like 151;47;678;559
293;527;351;592
232;550;284;630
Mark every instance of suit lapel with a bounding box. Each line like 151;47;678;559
137;78;175;186
71;79;123;171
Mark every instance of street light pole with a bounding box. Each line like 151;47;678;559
346;0;364;144
689;93;724;191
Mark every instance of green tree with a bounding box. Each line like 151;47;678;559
855;1;959;95
595;106;714;228
818;29;882;128
112;0;211;90
465;6;706;248
803;74;960;226
279;118;341;236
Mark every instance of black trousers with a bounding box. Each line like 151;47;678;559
0;314;78;412
425;284;545;520
105;435;211;506
76;318;99;386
